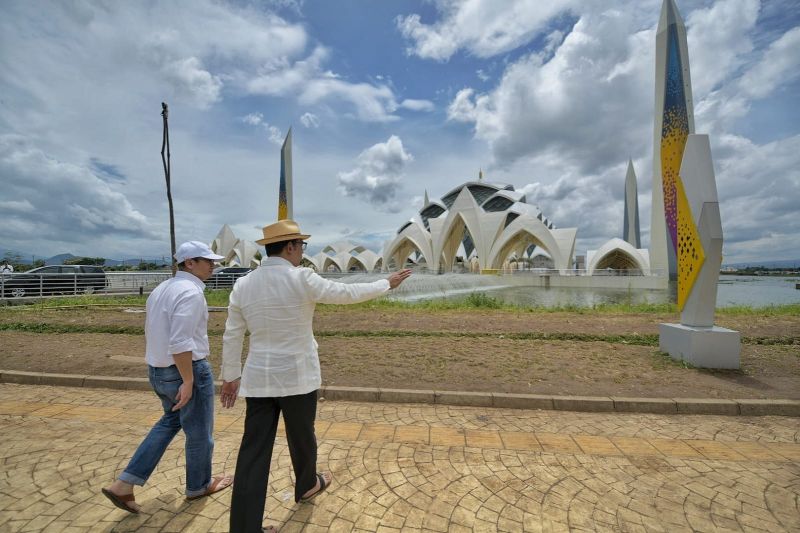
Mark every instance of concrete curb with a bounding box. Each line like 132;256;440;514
1;369;798;417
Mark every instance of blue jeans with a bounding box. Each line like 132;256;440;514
119;358;215;498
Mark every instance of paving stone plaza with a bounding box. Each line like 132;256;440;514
1;383;798;532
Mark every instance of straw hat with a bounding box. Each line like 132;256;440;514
256;219;311;246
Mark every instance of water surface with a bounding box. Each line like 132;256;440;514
381;274;800;308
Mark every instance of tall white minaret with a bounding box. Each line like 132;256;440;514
278;128;293;220
623;159;641;248
651;0;694;279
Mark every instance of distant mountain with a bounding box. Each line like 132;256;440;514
723;259;800;269
108;257;172;266
45;253;76;265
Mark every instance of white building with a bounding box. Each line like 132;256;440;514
302;241;383;273
383;180;577;273
210;225;261;268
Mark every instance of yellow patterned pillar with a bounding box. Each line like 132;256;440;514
675;176;705;310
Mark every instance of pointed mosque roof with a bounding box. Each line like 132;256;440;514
658;0;684;32
625;159;636;184
282;127;292;148
211;224;239;256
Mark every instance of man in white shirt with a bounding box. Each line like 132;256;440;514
221;220;411;533
101;241;233;514
0;260;13;275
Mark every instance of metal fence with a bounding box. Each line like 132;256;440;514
0;267;669;301
0;272;171;300
501;268;667;277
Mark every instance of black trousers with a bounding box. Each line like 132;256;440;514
229;390;319;533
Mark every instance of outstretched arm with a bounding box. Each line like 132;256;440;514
306;268;412;305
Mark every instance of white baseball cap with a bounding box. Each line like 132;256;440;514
174;241;225;264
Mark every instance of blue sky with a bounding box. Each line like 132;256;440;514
1;0;798;264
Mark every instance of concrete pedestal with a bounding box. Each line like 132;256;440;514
659;323;740;369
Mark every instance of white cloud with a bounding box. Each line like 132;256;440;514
0;199;36;213
337;136;414;212
397;1;577;61
0;0;798;264
246;45;405;122
685;0;760;100
447;88;479;122
300;112;320;128
0;135;156;250
446;8;654;172
299;78;399;122
711;133;800;258
438;1;800;261
738;26;800;99
240;113;284;145
242;113;265;126
0;1;408;122
160;57;223;109
691;15;800;133
400;99;435;112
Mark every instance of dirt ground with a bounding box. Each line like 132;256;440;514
1;306;798;399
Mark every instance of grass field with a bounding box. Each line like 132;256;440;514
3;290;800;316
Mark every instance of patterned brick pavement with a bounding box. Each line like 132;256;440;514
0;384;798;532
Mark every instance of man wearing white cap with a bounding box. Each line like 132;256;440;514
102;241;233;513
221;220;411;533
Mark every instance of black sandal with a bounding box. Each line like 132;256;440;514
300;472;330;501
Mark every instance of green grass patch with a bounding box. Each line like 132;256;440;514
717;303;800;316
0;322;144;335
3;291;799;317
0;294;149;309
0;321;657;343
321;296;678;314
3;321;796;346
742;335;800;345
0;290;232;310
317;293;514;312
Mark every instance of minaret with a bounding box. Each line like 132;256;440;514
423;189;429;207
623;159;641;248
278;128;293;220
651;0;694;279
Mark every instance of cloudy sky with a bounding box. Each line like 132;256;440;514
1;0;798;264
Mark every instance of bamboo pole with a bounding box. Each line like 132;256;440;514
160;102;177;276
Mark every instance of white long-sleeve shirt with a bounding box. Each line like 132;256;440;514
221;256;390;397
145;271;210;367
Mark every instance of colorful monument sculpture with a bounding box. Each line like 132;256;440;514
659;135;740;368
651;0;739;368
651;0;695;280
278;128;293;220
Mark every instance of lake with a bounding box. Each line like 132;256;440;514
387;275;800;308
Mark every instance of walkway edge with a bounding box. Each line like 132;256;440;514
1;369;798;416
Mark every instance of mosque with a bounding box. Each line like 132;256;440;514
382;173;578;274
211;0;694;288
